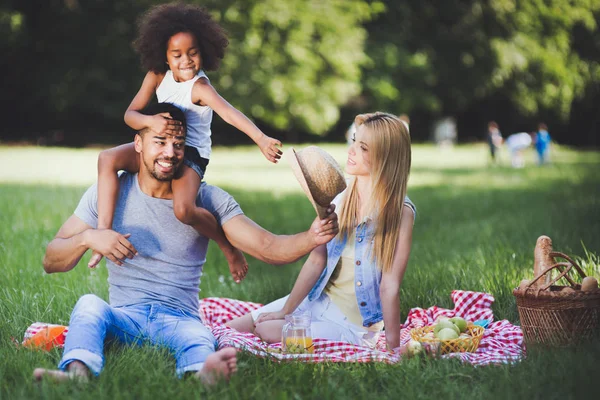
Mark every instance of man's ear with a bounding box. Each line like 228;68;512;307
134;133;143;153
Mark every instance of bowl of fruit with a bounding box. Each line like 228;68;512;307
410;317;484;355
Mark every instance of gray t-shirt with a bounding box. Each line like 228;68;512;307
74;172;243;314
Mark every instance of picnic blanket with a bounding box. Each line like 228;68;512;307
24;290;524;366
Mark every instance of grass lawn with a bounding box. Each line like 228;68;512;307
1;143;599;399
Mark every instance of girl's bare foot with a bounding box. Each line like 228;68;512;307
33;361;90;383
195;348;238;386
224;248;248;283
88;251;103;268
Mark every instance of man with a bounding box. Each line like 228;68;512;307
34;103;338;383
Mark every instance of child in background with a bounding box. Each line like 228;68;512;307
534;123;551;165
89;3;283;283
505;132;532;168
486;121;503;164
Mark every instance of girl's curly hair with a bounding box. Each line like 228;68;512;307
134;2;229;74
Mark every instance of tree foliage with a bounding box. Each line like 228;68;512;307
204;0;375;134
0;0;598;144
362;0;600;122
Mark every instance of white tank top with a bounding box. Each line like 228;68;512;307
156;70;213;159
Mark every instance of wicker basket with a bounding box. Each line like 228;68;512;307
513;251;600;346
410;324;484;354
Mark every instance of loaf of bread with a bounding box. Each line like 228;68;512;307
533;235;555;287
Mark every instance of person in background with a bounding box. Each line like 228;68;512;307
505;132;533;168
486;121;503;164
534;123;552;165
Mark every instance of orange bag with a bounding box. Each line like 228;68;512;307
23;325;67;351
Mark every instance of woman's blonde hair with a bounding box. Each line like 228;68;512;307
338;112;411;273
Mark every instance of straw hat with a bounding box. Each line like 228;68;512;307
288;146;347;219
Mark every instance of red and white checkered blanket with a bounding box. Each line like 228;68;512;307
24;290;524;366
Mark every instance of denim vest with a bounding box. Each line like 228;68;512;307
307;196;416;327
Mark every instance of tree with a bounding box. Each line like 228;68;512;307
201;0;376;135
361;0;600;131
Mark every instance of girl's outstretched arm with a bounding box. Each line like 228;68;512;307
191;78;282;163
254;244;328;324
380;206;414;350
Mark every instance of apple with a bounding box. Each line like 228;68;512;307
434;319;459;336
449;317;468;333
406;339;423;357
437;328;459;340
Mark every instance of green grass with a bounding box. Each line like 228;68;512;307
1;144;599;399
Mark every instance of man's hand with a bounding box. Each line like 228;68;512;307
84;229;137;266
255;310;286;325
309;204;339;246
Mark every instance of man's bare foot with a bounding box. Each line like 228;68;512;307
223;248;248;283
33;361;90;383
195;348;238;386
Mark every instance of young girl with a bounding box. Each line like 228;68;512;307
89;3;282;282
227;112;416;351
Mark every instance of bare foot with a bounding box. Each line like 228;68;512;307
195;348;238;386
223;248;248;283
33;361;90;383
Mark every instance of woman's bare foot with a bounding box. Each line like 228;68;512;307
223;247;248;283
195;348;238;386
33;361;90;383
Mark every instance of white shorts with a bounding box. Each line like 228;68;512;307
251;293;381;348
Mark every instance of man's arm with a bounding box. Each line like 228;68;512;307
221;208;338;265
43;215;137;274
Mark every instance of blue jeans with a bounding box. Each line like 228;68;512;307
58;294;216;377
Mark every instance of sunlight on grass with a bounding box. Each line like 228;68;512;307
2;144;597;193
1;144;599;399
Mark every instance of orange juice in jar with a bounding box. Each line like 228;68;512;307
285;336;314;354
281;312;313;354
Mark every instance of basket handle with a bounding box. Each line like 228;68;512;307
549;251;587;279
525;263;571;294
523;252;586;295
553;263;578;287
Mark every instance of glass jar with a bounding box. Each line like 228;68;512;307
281;312;314;354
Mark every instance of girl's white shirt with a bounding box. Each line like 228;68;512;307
156;70;213;159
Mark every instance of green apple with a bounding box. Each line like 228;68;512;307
437;328;459;340
434;319;459;336
406;340;423;357
449;317;468;333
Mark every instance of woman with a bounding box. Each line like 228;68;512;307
227;112;415;351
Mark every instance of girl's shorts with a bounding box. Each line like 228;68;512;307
184;146;209;180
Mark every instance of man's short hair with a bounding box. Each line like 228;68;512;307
139;102;187;134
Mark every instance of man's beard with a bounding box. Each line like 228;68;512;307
150;169;175;181
144;157;180;181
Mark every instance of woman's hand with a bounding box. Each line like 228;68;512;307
255;310;286;325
